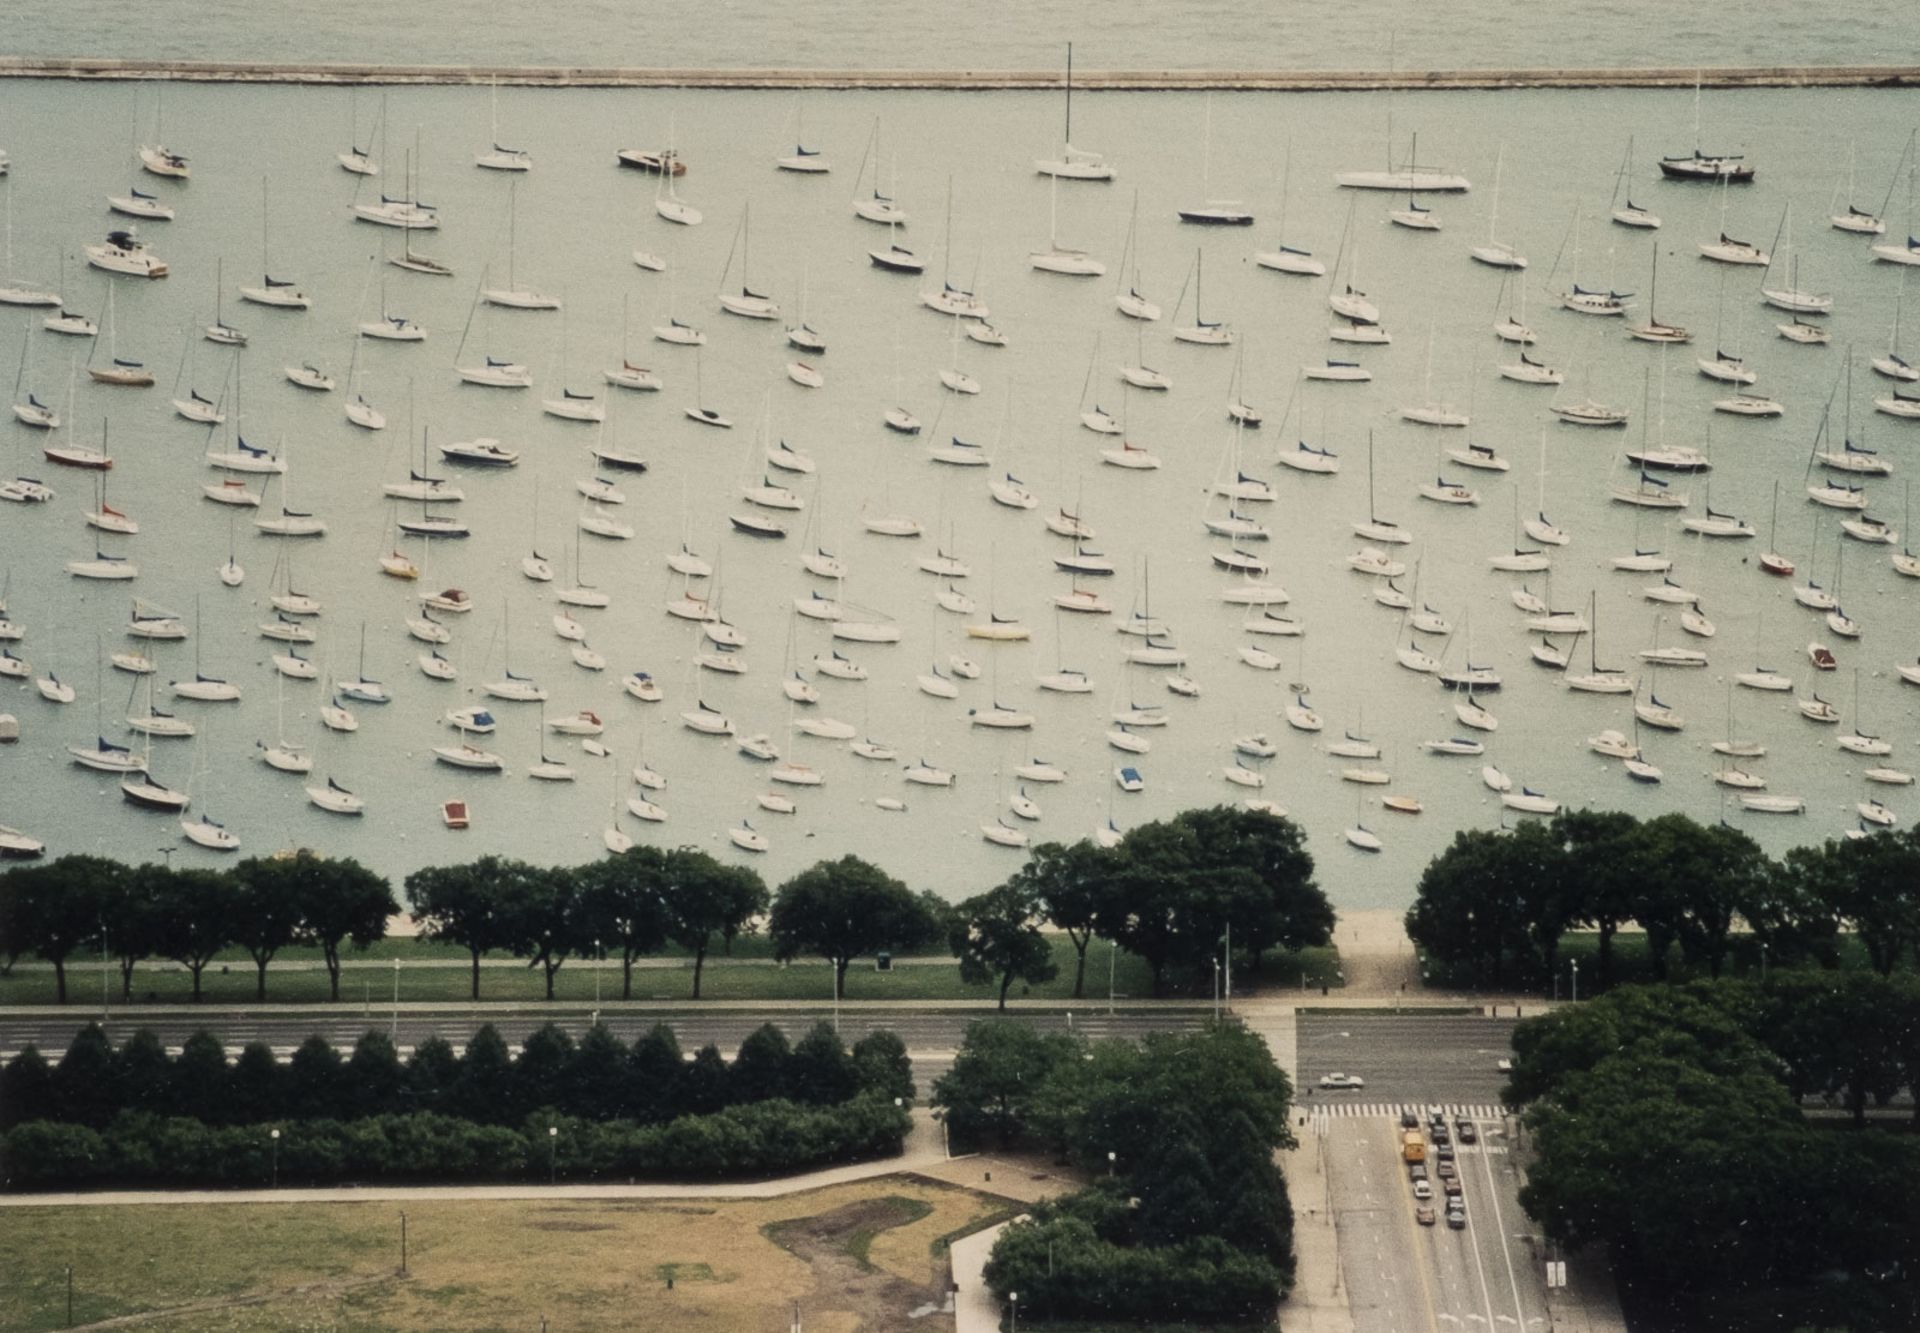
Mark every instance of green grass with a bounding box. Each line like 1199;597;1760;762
0;936;1341;1009
844;1197;934;1270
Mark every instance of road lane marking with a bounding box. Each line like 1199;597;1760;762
1476;1121;1533;1333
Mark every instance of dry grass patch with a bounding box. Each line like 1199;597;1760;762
1;1178;1009;1332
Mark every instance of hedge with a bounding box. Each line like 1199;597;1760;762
1;1093;912;1191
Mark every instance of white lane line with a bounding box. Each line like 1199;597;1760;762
1457;1172;1501;1333
1476;1125;1532;1331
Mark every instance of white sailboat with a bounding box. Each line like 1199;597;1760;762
1034;45;1114;181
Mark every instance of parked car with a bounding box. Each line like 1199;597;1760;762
1446;1209;1467;1230
1496;1058;1513;1073
1416;1203;1437;1227
1443;1177;1463;1197
1409;1163;1428;1182
1436;1142;1456;1161
1319;1072;1365;1089
1436;1160;1456;1180
1456;1120;1479;1144
1413;1179;1433;1200
1400;1109;1420;1130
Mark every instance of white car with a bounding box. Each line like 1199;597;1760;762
1496;1058;1514;1073
1319;1072;1366;1090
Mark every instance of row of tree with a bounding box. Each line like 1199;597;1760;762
1509;977;1920;1329
934;1021;1298;1324
1406;815;1920;991
1;807;1335;1007
3;1095;914;1191
0;852;396;1003
0;1021;914;1131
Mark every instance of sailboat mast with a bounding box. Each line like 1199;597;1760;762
1064;43;1073;146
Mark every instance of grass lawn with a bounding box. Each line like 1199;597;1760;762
0;1177;1014;1332
0;937;1344;1008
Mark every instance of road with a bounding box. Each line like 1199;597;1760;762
1296;1010;1518;1109
1319;1114;1551;1333
0;1007;1213;1087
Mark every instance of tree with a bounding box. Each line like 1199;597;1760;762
144;866;236;1002
658;849;768;1000
951;881;1058;1008
229;1040;282;1124
515;1024;575;1120
626;1024;686;1123
790;1022;859;1106
408;857;526;1000
286;1035;345;1120
1787;829;1920;975
1405;829;1541;987
1760;972;1907;1128
1642;815;1770;978
52;1024;117;1126
770;857;938;998
573;849;670;999
680;1044;731;1116
1506;983;1776;1108
13;856;118;1004
346;1031;407;1118
932;1019;1084;1148
1550;811;1643;990
285;853;397;1002
502;866;590;1000
0;865;24;975
0;1045;54;1128
730;1023;792;1104
172;1032;229;1123
561;1023;629;1121
851;1030;915;1105
406;1036;461;1116
101;864;160;1001
112;1029;172;1116
1166;807;1332;973
450;1025;516;1124
1017;841;1113;999
227;856;305;1002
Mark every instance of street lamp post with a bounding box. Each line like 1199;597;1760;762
1106;1150;1116;1177
270;1128;280;1189
1570;958;1579;1003
1107;940;1116;1016
390;957;400;1043
548;1125;558;1185
594;939;602;1007
1212;959;1220;1022
1008;1292;1018;1332
1759;942;1768;984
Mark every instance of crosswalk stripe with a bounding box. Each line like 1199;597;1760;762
1306;1101;1506;1121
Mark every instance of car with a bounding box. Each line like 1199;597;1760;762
1426;1103;1445;1121
1496;1058;1513;1073
1436;1142;1456;1161
1443;1177;1463;1197
1400;1109;1420;1130
1446;1209;1467;1230
1436;1160;1457;1180
1413;1179;1433;1200
1319;1072;1365;1089
1431;1125;1451;1145
1409;1163;1428;1182
1455;1120;1478;1144
1416;1203;1437;1227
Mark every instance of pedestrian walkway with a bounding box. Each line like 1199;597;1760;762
950;1220;1015;1333
1308;1101;1506;1122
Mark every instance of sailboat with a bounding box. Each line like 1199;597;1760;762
604;293;663;390
86;285;154;386
716;204;779;318
170;597;241;703
1034;45;1114;181
1468;145;1524;266
1171;250;1231;344
238;181;309;309
1660;80;1755;181
653;124;702;225
1029;175;1105;276
1176;96;1252;225
1835;131;1907;235
386;148;453;274
1254;141;1325;275
1609;138;1661;229
179;732;240;851
1626;239;1689;344
920;178;986;318
481;181;559;309
1353;432;1411;545
1759;203;1830;316
338;90;380;176
475;77;532;171
1564;592;1633;694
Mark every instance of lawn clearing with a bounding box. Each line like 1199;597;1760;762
0;1176;1012;1332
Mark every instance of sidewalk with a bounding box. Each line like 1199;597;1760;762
950;1220;1015;1333
0;1108;949;1209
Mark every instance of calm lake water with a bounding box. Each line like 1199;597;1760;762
1;75;1916;907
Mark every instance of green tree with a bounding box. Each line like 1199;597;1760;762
264;851;397;1002
346;1031;406;1118
52;1024;117;1126
1642;815;1770;978
680;1044;731;1116
144;866;236;1002
1549;811;1643;990
1786;828;1920;975
112;1029;172;1116
1760;972;1907;1128
228;1040;282;1124
503;867;590;1001
573;849;670;999
1405;828;1541;987
14;856;118;1003
658;849;768;1000
769;856;935;997
408;857;524;1000
626;1023;686;1123
406;1036;460;1115
1167;807;1332;972
451;1024;516;1124
730;1023;792;1104
932;1019;1084;1148
851;1030;915;1105
286;1035;345;1120
561;1023;629;1121
790;1022;859;1105
227;856;305;1002
1017;841;1113;999
1506;982;1774;1108
951;880;1058;1008
172;1031;229;1122
515;1024;575;1120
0;1045;54;1128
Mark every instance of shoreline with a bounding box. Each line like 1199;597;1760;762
2;58;1917;91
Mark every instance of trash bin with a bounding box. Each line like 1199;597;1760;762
876;952;892;972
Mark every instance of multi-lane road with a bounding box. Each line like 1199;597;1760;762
1317;1113;1551;1333
1295;1009;1519;1108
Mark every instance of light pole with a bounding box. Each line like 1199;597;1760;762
832;960;841;1036
1759;942;1768;984
390;957;400;1043
548;1125;558;1185
270;1128;280;1189
100;919;109;1021
1107;940;1116;1016
594;939;602;1007
1212;959;1221;1021
1570;958;1579;1003
1008;1292;1018;1332
1106;1150;1116;1177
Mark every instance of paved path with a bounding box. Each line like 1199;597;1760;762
950;1221;1015;1333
